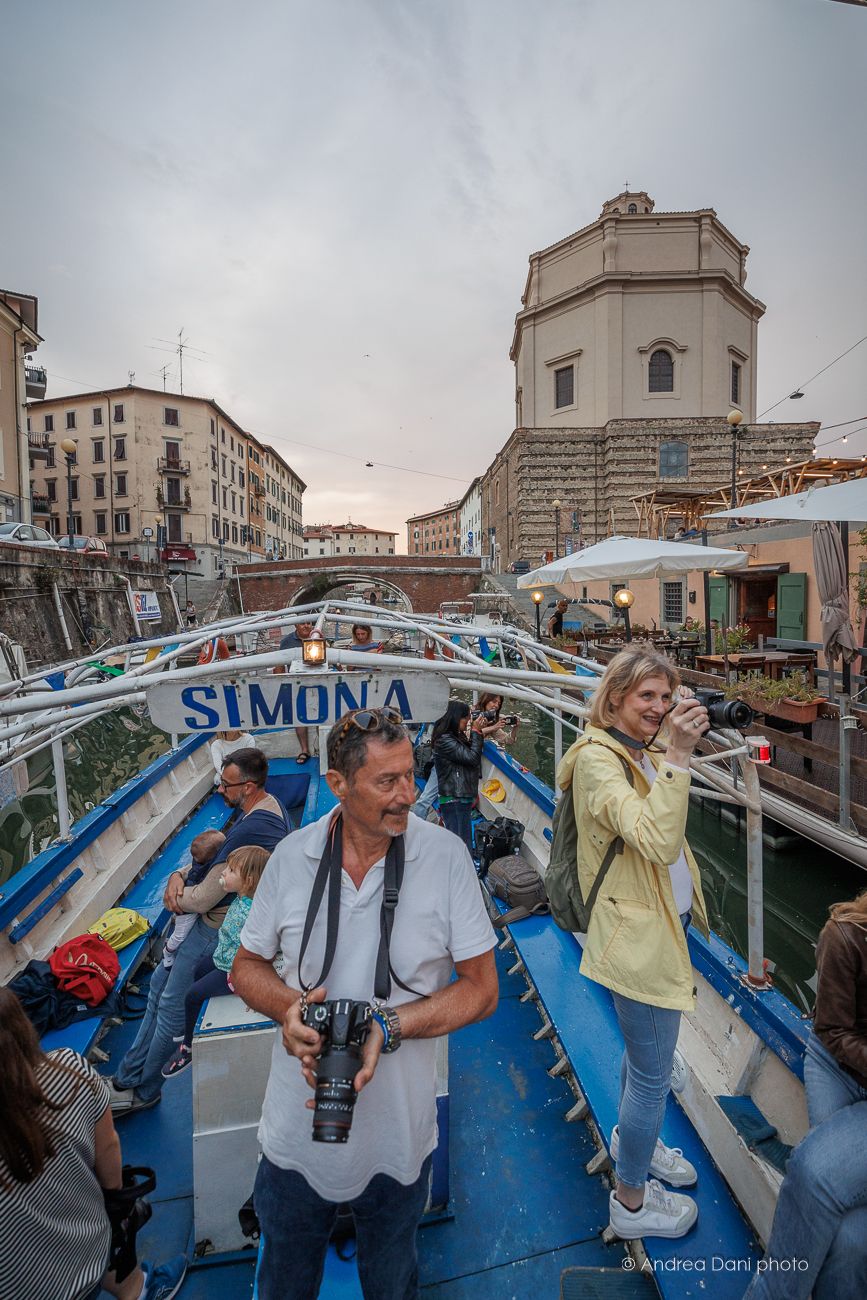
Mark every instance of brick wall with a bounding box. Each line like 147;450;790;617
481;419;818;570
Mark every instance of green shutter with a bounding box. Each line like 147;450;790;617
776;573;806;641
708;576;728;625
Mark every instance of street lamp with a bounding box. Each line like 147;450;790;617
60;438;77;538
612;586;635;642
727;409;743;525
552;499;562;558
531;589;545;641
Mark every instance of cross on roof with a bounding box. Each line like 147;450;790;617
623;180;630;193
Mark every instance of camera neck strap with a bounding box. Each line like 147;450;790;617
298;813;423;1002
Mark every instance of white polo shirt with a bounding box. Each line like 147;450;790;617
240;808;496;1201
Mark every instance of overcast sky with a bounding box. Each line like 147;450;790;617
4;0;865;541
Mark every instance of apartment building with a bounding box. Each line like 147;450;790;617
405;501;460;555
458;477;482;556
303;523;397;557
246;431;305;561
28;385;304;575
0;289;45;523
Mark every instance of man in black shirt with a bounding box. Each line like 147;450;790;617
547;599;569;638
277;621;315;763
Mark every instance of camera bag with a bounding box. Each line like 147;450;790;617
546;748;633;933
486;853;549;928
475;816;525;879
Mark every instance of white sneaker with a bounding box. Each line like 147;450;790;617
609;1179;698;1240
610;1125;697;1187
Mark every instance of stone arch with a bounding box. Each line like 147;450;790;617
289;572;414;612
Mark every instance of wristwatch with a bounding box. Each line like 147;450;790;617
371;1004;402;1053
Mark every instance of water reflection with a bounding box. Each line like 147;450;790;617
0;710;170;888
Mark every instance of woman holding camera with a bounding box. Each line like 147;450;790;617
557;647;710;1241
432;700;500;852
473;693;520;747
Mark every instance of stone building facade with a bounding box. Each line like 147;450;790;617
0;289;43;524
303;523;397;558
480;191;819;569
406;501;461;555
481;419;818;571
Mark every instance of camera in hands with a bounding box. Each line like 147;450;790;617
301;998;372;1143
693;688;754;732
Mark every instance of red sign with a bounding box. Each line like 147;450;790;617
161;546;196;562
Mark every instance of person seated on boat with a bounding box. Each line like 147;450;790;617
162;845;272;1079
432;700;501;853
559;647;710;1241
275;619;317;764
0;989;187;1300
472;692;519;747
231;705;499;1300
161;829;226;969
349;622;381;652
547;599;569;638
744;889;867;1300
208;729;257;784
110;750;291;1119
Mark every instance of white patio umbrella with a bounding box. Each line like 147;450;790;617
517;535;748;596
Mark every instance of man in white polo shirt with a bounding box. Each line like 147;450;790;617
233;706;498;1300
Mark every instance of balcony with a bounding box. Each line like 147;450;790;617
157;456;191;475
27;431;52;458
25;366;47;399
156;485;192;511
31;493;51;515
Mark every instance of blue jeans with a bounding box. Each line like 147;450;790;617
439;800;473;853
609;910;690;1189
253;1152;433;1300
804;1030;867;1125
744;1099;867;1299
411;769;439;819
115;916;218;1102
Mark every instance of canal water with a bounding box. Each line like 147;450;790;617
2;702;864;1013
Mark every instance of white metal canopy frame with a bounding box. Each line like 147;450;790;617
708;475;867;524
517;535;749;595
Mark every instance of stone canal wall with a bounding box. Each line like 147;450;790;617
0;543;181;669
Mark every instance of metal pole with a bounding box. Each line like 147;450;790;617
623;606;632;642
731;740;771;988
701;529;713;655
729;427;737;527
535;603;541;641
51;736;72;838
841;521;852;695
555;507;560;559
839;696;855;832
66;452;75;538
553;686;563;773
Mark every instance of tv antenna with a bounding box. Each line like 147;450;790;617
146;330;210;394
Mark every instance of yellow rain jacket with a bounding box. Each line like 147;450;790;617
556;723;709;1012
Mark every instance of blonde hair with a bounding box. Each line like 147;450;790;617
226;844;271;896
589;647;680;730
828;889;867;926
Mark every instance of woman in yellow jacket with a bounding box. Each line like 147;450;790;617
557;647;710;1242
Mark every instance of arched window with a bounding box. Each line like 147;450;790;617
659;441;688;479
627;203;637;214
648;349;674;393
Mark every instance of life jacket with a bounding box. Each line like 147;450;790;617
198;636;231;665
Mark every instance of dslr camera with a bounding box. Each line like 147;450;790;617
693;688;754;732
301;998;371;1143
472;708;500;723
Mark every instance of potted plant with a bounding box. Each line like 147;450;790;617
727;672;826;725
714;623;754;654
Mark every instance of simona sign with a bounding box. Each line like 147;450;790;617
146;669;450;734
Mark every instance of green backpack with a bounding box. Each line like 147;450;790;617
546;749;634;933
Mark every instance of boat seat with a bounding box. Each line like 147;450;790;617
492;902;760;1297
40;791;232;1058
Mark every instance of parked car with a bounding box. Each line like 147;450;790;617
57;535;109;555
508;558;531;574
0;522;59;548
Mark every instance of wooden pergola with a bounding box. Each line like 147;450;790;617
632;458;867;538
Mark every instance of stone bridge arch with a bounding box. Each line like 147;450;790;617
234;555;482;617
289;572;414;612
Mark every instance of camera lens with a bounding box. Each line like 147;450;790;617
722;699;755;730
311;1047;365;1143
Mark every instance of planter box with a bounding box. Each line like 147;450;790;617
743;695;825;725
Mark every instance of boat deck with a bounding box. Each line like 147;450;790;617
94;939;628;1298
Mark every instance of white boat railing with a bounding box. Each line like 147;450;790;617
0;599;772;987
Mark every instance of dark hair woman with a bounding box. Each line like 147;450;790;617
473;692;519;747
0;989;186;1300
431;700;500;852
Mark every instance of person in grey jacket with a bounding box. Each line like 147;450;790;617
431;700;499;852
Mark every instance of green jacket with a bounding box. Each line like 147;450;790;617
556;723;709;1011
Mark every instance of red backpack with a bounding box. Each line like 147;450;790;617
49;934;120;1006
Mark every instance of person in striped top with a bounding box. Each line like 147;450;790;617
0;989;187;1300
